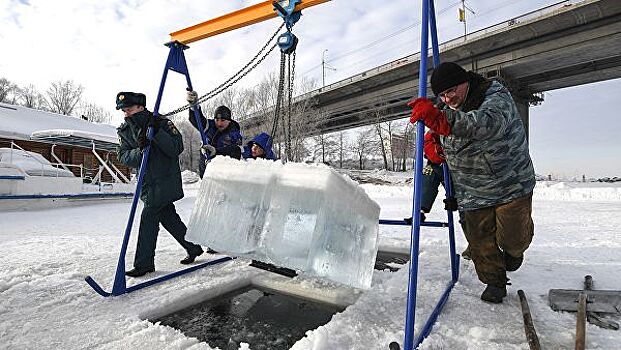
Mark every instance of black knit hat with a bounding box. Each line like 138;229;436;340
430;62;469;95
116;92;146;110
214;105;232;121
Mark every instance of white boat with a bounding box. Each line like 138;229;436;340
0;147;134;211
0;103;135;211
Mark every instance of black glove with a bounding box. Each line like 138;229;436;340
138;133;150;151
443;197;458;211
147;116;161;132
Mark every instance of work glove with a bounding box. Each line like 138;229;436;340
137;134;150;152
186;90;199;106
423;132;446;164
146;116;161;132
201;144;217;158
443;197;458;211
408;97;451;136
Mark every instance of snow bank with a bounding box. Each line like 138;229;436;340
534;181;621;202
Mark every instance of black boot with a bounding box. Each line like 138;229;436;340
461;245;472;260
403;212;426;225
180;248;204;265
205;247;219;254
480;284;507;303
504;252;524;272
125;266;155;277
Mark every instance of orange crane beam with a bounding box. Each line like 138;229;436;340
169;0;331;45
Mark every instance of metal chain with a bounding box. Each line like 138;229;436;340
286;51;296;161
161;23;285;117
270;51;287;144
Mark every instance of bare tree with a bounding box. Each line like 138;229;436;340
351;127;377;170
175;117;203;172
79;102;112;123
374;121;390;170
45;80;84;115
312;132;338;164
18;84;47;110
337;131;346;168
392;122;417;172
0;78;19;104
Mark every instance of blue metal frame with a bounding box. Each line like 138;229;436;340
84;42;226;297
379;0;460;348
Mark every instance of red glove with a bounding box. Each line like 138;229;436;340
424;132;445;164
408;97;451;136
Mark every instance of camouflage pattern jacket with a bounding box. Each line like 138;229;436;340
441;80;535;210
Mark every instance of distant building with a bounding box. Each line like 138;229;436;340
0;103;130;183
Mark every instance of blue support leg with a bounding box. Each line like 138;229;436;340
85;42;221;297
402;0;430;347
396;0;459;349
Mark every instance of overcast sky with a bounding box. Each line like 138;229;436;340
1;0;619;178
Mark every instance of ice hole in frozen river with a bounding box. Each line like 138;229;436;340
146;277;353;350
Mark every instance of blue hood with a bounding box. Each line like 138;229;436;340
247;132;276;160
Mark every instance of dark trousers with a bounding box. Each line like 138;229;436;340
462;193;534;287
134;202;202;269
421;162;444;212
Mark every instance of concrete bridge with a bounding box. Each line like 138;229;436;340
240;0;621;137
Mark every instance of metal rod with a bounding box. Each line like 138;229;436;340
413;279;457;346
379;219;448;228
91;141;124;184
169;0;330;44
402;0;430;347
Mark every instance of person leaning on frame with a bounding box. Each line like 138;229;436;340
409;62;536;304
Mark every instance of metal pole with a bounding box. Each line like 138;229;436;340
461;0;467;38
402;0;429;348
322;49;328;87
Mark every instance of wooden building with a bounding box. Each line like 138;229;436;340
0;103;131;183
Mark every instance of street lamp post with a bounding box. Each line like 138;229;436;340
322;49;336;87
322;49;328;87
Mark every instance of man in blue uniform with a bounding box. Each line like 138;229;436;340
186;91;243;176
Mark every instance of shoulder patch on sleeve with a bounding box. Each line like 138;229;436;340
167;120;179;135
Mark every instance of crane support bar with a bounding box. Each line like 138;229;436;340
169;0;330;44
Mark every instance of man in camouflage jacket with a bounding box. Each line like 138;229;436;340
116;92;203;277
409;62;535;303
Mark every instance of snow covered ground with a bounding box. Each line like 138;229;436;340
1;177;620;349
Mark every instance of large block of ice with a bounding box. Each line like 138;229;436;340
186;157;380;289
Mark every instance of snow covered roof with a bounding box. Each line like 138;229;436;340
0;103;119;151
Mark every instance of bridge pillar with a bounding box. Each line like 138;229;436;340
513;96;530;141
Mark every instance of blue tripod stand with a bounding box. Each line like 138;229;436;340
85;42;231;297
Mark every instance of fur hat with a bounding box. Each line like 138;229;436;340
116;92;146;110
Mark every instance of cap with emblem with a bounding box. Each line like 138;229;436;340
116;92;147;110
